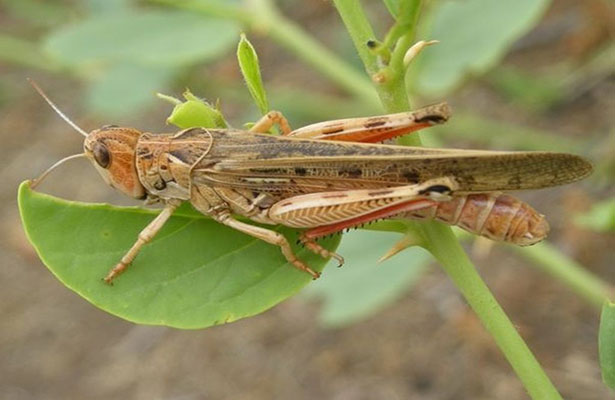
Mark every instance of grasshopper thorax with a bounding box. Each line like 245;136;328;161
84;127;146;199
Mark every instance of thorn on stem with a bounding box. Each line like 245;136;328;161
378;234;420;263
403;40;440;68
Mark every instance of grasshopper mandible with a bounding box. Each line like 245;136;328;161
29;80;592;283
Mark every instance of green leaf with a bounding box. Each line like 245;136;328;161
237;34;269;115
86;63;174;118
303;230;430;327
600;301;615;389
162;90;228;129
411;0;551;96
44;10;239;67
574;199;615;233
18;182;339;329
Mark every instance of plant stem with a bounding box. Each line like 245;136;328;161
334;1;562;398
419;224;563;399
332;0;416;117
333;0;422;145
511;242;614;309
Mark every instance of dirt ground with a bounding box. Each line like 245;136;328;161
1;1;614;399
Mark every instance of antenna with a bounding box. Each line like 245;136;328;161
27;78;88;137
31;153;87;189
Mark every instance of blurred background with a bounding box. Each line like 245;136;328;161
1;0;614;398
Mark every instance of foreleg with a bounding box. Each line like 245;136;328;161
104;201;180;284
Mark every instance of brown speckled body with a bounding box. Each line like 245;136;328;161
135;128;589;196
125;127;586;245
67;102;592;282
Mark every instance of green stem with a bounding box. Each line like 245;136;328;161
382;0;421;49
420;224;563;399
511;243;614;308
330;1;380;76
379;1;423;114
333;0;414;117
334;1;562;398
333;0;421;144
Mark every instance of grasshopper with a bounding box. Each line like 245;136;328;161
29;81;592;283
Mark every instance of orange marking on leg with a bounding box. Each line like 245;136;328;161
300;238;345;267
321;123;431;143
303;198;435;240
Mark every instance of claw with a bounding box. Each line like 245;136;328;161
331;252;345;268
103;262;127;285
306;266;321;279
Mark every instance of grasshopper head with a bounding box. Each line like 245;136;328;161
84;126;146;199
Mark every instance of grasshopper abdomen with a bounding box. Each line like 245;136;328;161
404;193;549;246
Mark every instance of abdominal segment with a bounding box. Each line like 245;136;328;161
401;193;549;246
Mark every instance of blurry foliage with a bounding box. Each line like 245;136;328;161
487;66;564;112
44;11;238;67
43;9;238;115
84;0;133;14
0;34;60;71
409;0;551;96
86;63;174;117
303;230;431;328
0;0;558;119
600;301;615;388
2;0;71;28
574;199;615;233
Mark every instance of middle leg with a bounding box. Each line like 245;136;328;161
249;110;292;135
104;200;181;284
212;210;322;279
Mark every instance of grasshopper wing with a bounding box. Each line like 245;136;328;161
191;130;592;195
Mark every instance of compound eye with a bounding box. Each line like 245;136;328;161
93;142;110;168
